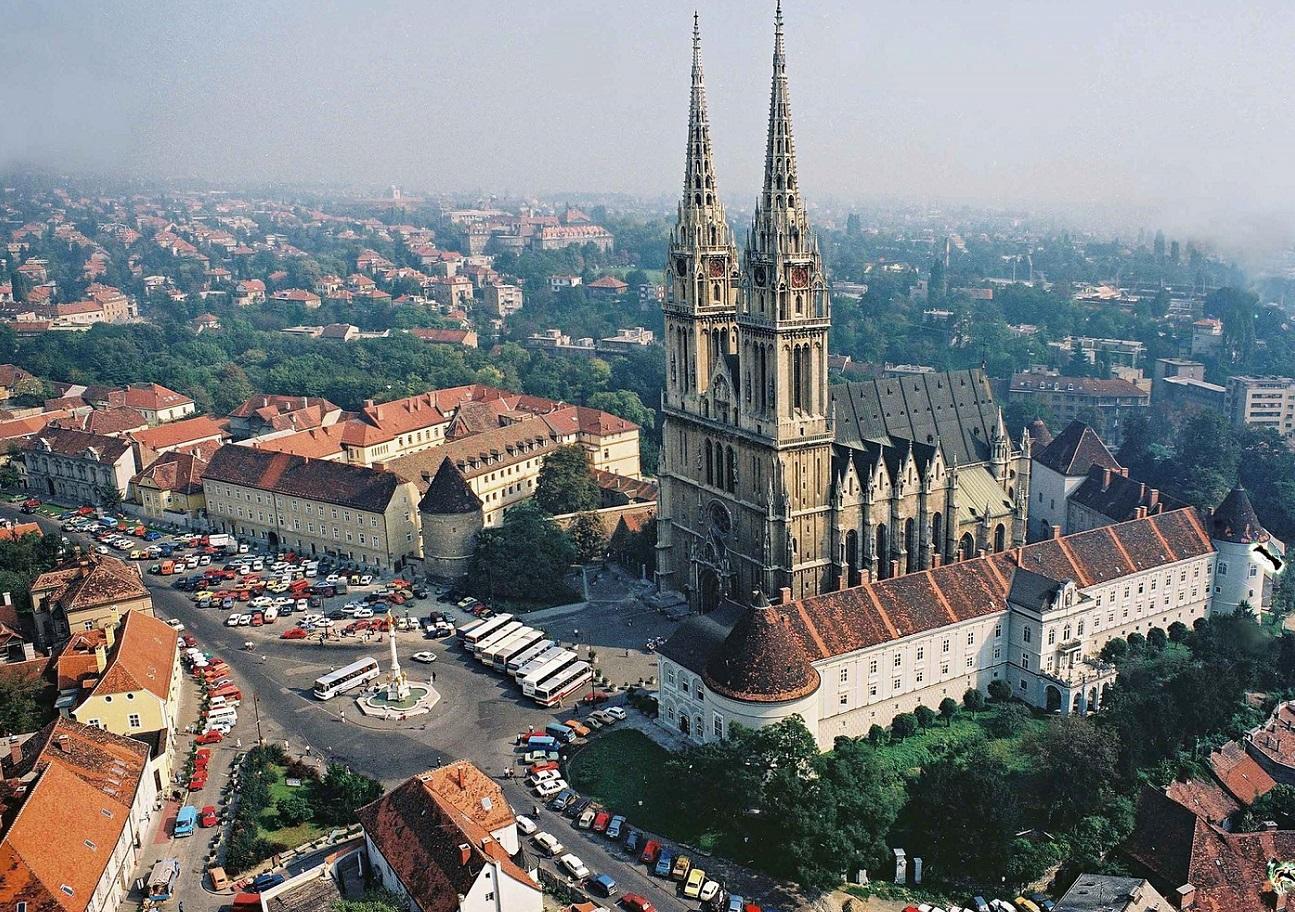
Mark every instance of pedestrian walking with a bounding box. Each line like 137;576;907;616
235;738;242;749
431;670;436;683
179;902;185;912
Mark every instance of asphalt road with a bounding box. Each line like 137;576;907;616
17;505;762;912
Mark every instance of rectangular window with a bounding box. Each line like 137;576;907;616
839;693;849;706
894;653;902;667
966;655;974;668
868;659;878;674
839;668;848;683
893;677;902;691
915;646;924;661
942;639;950;654
869;683;877;697
940;661;949;676
915;670;924;684
967;631;975;646
993;645;1001;660
128;714;141;729
994;623;1002;639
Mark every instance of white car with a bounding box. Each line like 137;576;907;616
96;545;109;554
532;832;564;857
359;574;374;586
558;854;589;879
354;608;374;619
527;769;562;787
533;777;568;798
699;881;721;903
316;618;334;628
251;596;273;609
325;573;341;584
166;618;185;631
411;651;437;664
237;614;252;626
515;814;538;836
302;613;323;624
224;615;241;627
602;706;626;721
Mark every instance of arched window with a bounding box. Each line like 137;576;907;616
994;523;1006;552
959;532;975;561
904;517;917;574
875;524;889;578
726;447;737;494
845;529;859;585
704;441;713;487
792;347;803;411
931;512;943;559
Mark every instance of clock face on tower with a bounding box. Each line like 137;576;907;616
708;256;726;278
790;265;810;289
753;265;768;288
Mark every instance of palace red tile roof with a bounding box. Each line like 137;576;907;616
22;426;132;464
133;450;208;494
1208;741;1275;806
704;598;821;702
53;407;148;437
1164;776;1240;826
31;554;148;613
662;509;1213;692
128;415;226;451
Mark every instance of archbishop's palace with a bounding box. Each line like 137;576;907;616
653;9;1286;749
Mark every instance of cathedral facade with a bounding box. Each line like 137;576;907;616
656;8;1030;613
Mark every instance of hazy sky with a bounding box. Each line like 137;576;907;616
4;1;1294;242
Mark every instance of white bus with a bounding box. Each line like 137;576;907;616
313;657;380;700
460;613;515;652
506;638;557;677
477;626;532;667
470;621;524;658
520;652;580;697
531;661;593;707
515;647;575;685
487;628;546;672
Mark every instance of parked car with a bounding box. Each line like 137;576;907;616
559;854;590;879
640;839;661;864
195;730;223;745
248;873;286;893
199;805;219;828
623;828;641;854
515;815;538;836
671;855;692;881
684;869;706;899
606;815;625;839
577;805;598;828
566;797;592;819
587;874;617;898
699;880;721;903
592;810;611;833
534;777;568;798
411;651;437;664
621;895;655;912
533;832;564;857
654;849;675;877
582;690;612;704
563;719;592;738
548;789;576;811
603;706;627;721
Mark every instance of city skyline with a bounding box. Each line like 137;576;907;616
3;2;1294;249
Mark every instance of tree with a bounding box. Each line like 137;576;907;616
915;704;936;728
867;724;887;745
587;389;654;431
1030;716;1121;828
891;712;918;739
317;764;383;825
534;444;600;515
988;678;1013;703
1168;621;1190;643
0;675;42;735
984;703;1033;738
1127;632;1146;653
566;511;607;562
95;483;123;509
1146;627;1168;651
939;697;959;726
1100;637;1129;663
275;793;314;827
963;687;988;714
467;501;577;604
332;889;407;912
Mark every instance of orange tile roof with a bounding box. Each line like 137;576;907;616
0;719;149;912
128;415;225;451
1208;741;1275;806
0;522;42;542
246;424;347;460
88;610;176;701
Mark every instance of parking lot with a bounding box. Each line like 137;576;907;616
16;504;792;912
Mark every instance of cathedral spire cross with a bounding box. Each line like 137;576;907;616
683;11;718;211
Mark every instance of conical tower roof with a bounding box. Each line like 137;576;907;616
704;591;820;703
1210;486;1270;544
1029;418;1053;447
417;459;482;516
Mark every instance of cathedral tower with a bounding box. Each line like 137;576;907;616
733;2;834;599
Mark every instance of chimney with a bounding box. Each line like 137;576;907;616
9;735;21;766
1135;506;1147;519
975;549;986;559
1175;883;1196;909
54;735;69;753
856;569;869;587
2;591;10;607
1051;526;1063;539
1102;468;1112;491
890;559;900;578
363;399;375;409
778;586;792;605
458;843;472;866
931;553;942;569
1148;488;1160;509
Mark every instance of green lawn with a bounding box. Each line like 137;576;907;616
256;764;329;848
870;713;1047;776
567;729;730;853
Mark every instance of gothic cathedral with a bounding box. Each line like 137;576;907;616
657;7;1031;613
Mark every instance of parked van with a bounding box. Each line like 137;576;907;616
545;722;576;744
264;606;279;623
206;707;237;726
174;805;197;837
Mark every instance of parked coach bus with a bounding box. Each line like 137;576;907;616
470;621;524;659
313;657;380;700
531;661;592;707
518;651;578;694
484;628;545;672
505;638;557;677
460;614;515;652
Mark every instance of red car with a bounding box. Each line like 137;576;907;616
195;730;223;745
188;774;207;791
181;634;198;648
640;840;660;864
621;896;655;912
582;690;612;705
195;748;211;768
199;805;219;828
280;628;308;640
529;760;559;775
592;811;611;833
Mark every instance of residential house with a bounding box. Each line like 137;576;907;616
54;407;149;438
1054;875;1172;912
132;450;209;522
203;446;423;569
481;284;523;320
271;288;322;309
0;718;158;912
586;275;628;298
1029;420;1121;539
357;760;541;912
1007;373;1150;447
84;383;195;426
234;278;267;306
409;327;478;349
70;610;183;789
549;274;581;293
28;553;152;649
226;394;343;440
